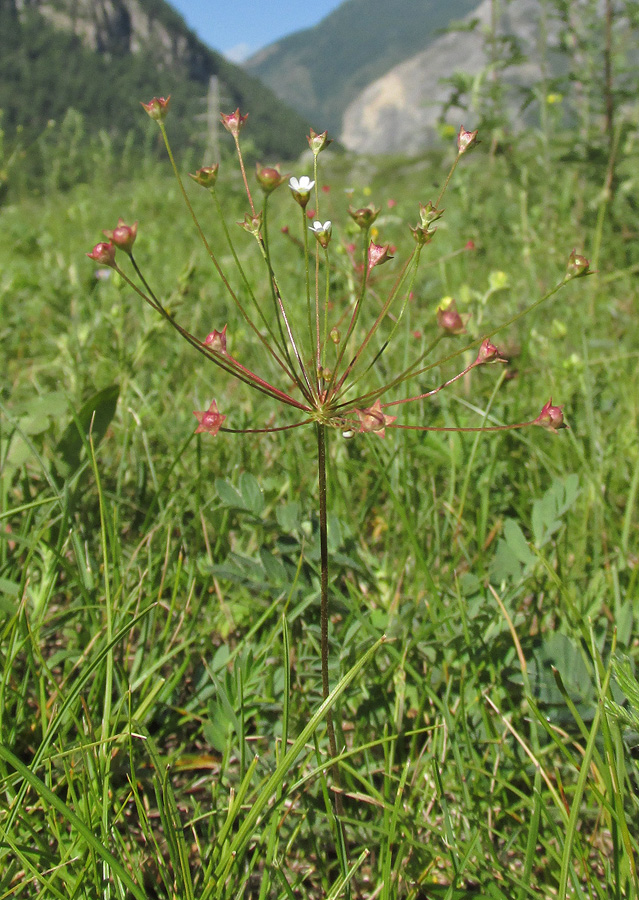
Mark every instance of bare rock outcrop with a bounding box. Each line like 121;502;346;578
341;0;560;154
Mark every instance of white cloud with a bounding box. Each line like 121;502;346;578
224;43;252;63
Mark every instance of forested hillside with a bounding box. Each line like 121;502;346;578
0;1;310;161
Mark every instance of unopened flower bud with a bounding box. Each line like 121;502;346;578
189;165;220;190
87;241;116;268
221;108;248;137
141;96;170;122
238;211;263;237
367;241;393;273
437;298;469;335
330;327;341;344
255;163;287;194
348;205;380;229
204;325;227;354
457;126;478;154
472;338;507;367
289;175;315;208
193;400;226;437
307;128;332;155
419;201;444;229
309;219;332;248
566;249;590;279
410;224;436;246
103;218;137;254
533;398;566;433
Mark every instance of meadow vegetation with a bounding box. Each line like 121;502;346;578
1;98;639;899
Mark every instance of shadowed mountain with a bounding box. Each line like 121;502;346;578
0;0;311;160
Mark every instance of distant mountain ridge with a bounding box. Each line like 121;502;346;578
1;0;311;159
246;0;621;156
244;0;480;136
341;0;562;154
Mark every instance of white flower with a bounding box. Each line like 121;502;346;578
309;220;332;234
309;219;332;247
289;175;315;195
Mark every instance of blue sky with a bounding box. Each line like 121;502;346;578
169;0;346;61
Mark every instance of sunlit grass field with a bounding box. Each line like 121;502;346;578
1;123;639;898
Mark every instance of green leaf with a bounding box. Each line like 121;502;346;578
532;475;579;547
214;474;264;515
616;600;633;648
503;519;536;566
276;501;300;532
204;701;233;754
0;578;19;617
55;385;119;476
215;477;245;509
491;520;536;584
260;548;287;585
239;472;264;515
527;633;595;711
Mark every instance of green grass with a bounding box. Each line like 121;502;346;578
1;123;638;899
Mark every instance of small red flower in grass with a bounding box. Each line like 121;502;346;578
367;242;393;273
189;165;220;190
87;241;116;267
221;108;248;137
193;400;226;436
457;126;478;154
437;299;469;335
141;96;170;121
204;326;227;354
533;399;566;433
307;128;332;155
256;163;288;195
103;219;137;254
472;339;507;367
355;400;397;438
566;249;590;279
349;205;380;229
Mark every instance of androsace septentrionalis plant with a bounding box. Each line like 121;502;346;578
88;96;590;844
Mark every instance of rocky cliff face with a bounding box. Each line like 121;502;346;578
341;0;561;154
13;0;210;78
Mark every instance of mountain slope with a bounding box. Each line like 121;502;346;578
244;0;480;136
341;0;561;153
0;0;311;160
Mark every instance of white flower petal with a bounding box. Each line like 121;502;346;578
309;220;332;235
290;174;315;194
